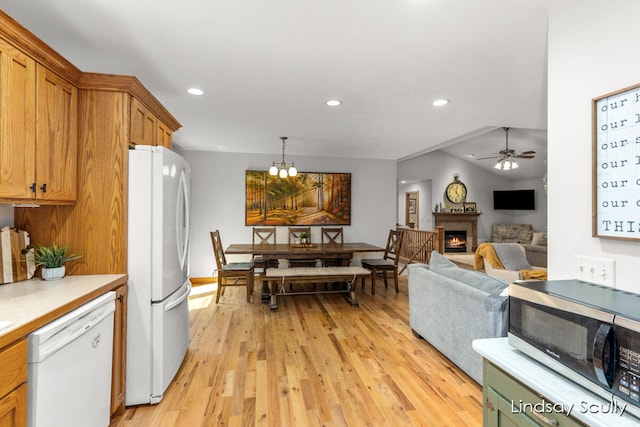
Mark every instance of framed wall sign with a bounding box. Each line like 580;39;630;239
592;83;640;240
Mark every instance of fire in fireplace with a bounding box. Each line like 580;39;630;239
444;230;467;253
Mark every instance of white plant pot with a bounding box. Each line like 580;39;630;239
42;266;65;281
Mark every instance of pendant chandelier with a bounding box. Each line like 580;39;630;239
269;136;297;178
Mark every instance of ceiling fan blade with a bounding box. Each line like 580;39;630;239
515;154;535;159
475;155;501;160
518;150;536;155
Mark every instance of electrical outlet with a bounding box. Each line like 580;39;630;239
574;255;615;287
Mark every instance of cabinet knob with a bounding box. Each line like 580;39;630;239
40;183;47;193
30;183;37;193
485;397;495;412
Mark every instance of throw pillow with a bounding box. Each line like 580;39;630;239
531;232;547;246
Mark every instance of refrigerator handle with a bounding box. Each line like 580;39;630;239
165;282;192;312
177;169;190;271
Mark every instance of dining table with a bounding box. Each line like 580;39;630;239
225;242;385;265
225;242;386;305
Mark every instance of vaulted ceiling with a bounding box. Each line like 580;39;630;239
1;0;555;177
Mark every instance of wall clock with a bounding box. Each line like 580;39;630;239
445;174;467;204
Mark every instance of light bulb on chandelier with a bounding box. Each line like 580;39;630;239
269;136;297;178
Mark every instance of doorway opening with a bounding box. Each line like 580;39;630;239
405;191;419;228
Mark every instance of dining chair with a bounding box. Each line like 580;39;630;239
321;227;343;266
287;227;317;267
252;227;278;267
252;227;278;298
360;229;404;295
211;230;255;303
321;227;343;244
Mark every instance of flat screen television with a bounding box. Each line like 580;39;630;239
493;189;535;210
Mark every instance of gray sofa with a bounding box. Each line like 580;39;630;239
408;251;509;384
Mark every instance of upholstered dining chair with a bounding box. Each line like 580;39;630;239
360;229;404;295
211;230;255;303
321;227;344;266
287;227;317;267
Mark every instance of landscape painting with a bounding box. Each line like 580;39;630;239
245;171;351;226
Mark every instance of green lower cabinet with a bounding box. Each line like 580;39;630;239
483;360;587;427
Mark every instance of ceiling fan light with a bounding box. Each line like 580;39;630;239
494;161;503;170
511;160;519;169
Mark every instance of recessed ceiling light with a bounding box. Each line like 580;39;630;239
187;88;204;96
432;98;450;106
326;99;342;107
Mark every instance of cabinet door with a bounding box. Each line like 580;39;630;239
485;387;539;427
111;284;128;416
131;97;156;146
0;384;27;427
483;361;586;427
36;65;78;201
156;120;172;148
0;38;36;200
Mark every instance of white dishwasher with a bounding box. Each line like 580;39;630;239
27;291;116;427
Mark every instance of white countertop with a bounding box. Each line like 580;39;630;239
0;274;127;347
473;337;640;426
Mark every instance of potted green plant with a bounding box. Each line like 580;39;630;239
34;244;82;281
300;232;310;245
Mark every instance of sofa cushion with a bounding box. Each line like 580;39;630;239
429;251;507;294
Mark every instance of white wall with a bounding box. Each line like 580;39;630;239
397;151;547;243
183;150;397;277
548;0;640;291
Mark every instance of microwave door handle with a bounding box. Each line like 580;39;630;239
593;323;615;388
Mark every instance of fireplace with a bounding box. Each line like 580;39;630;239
444;230;467;253
433;212;481;253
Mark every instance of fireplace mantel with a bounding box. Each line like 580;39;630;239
433;212;481;253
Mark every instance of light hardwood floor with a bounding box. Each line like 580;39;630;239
110;276;482;426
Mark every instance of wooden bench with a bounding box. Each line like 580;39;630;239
264;266;370;310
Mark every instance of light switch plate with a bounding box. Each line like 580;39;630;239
574;255;615;287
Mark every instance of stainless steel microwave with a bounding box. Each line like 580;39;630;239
509;280;640;419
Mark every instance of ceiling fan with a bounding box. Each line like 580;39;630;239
476;127;535;170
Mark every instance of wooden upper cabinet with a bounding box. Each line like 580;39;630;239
0;38;36;200
131;96;173;148
130;97;156;146
35;65;78;202
156;120;172;148
0;36;77;204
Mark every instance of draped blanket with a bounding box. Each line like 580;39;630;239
474;242;547;280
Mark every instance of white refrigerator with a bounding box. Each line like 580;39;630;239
126;145;191;405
